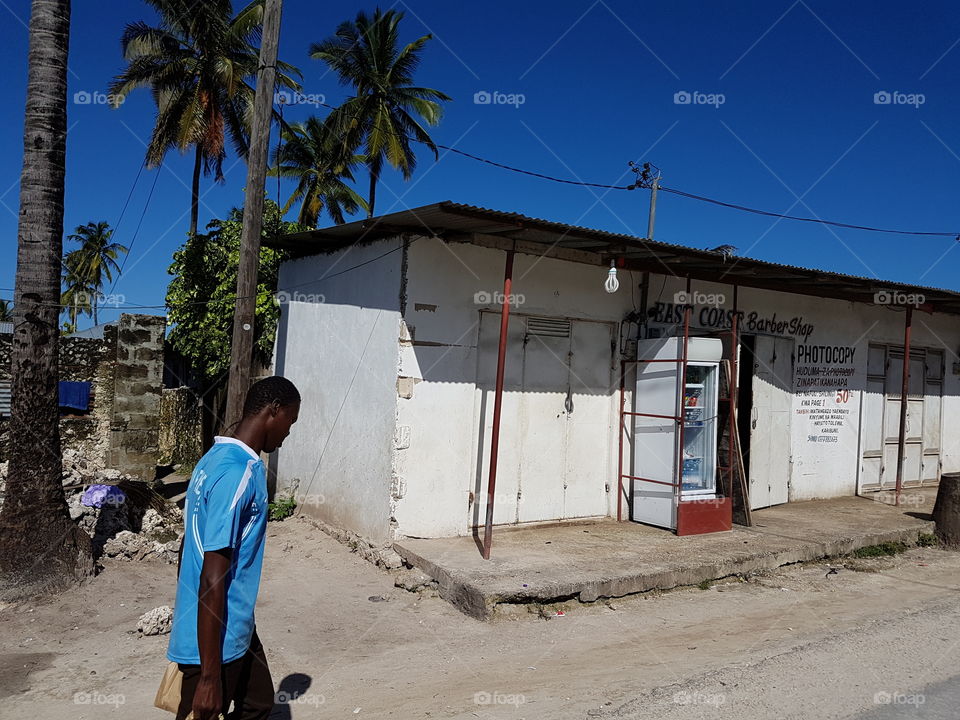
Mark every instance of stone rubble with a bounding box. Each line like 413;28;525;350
0;453;183;564
136;605;174;636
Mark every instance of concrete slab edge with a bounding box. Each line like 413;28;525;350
394;522;934;621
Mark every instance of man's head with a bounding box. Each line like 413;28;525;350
241;376;301;453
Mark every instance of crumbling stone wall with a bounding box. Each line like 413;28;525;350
158;386;203;469
107;314;166;481
0;313;166;481
0;334;112;466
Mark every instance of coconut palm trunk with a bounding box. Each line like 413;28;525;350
367;166;378;218
190;144;201;236
0;0;93;598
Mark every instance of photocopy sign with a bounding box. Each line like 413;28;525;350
794;344;857;445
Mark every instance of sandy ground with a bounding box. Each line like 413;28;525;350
1;517;959;719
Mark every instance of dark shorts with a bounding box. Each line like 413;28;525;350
176;631;274;720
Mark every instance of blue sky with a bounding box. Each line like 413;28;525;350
2;0;960;329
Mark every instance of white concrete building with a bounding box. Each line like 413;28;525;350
269;202;960;544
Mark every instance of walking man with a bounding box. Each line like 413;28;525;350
167;376;301;720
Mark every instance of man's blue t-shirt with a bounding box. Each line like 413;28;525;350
167;436;268;665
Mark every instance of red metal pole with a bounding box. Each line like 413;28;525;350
676;279;691;529
895;305;913;507
729;285;738;498
482;249;515;559
617;360;626;522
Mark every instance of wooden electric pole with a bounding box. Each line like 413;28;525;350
224;0;283;430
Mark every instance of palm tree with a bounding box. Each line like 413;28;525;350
109;0;301;236
0;300;12;322
60;249;94;329
310;8;451;217
269;116;368;226
64;221;128;324
0;0;94;598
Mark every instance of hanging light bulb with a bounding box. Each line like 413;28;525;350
604;259;620;293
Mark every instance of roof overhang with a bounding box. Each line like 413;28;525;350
266;201;960;315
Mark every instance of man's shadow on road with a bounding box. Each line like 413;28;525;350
271;673;316;719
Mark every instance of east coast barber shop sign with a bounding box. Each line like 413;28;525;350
647;301;815;341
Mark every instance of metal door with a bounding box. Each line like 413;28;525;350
862;344;942;491
472;314;614;527
561;320;614;520
748;336;793;509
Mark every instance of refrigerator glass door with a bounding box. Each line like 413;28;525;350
682;363;717;497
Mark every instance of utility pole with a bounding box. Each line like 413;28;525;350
224;0;282;430
646;173;659;241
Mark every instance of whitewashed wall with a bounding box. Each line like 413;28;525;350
395;238;637;537
272;239;404;543
275;232;960;541
644;276;960;501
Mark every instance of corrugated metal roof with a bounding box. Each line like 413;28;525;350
0;322;12;335
269;201;960;314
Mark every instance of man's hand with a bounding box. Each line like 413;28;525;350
194;548;231;720
191;672;222;720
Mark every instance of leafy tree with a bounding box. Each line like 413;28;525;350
62;221;128;325
109;0;301;236
310;8;450;216
0;0;94;598
165;199;303;384
269;115;368;227
0;300;12;322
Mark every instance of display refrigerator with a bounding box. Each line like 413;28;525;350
630;336;725;531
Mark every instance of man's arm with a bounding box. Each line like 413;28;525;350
192;548;232;720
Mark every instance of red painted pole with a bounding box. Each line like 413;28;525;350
617;360;626;522
895;305;913;507
676;278;691;530
729;285;738;498
482;249;515;559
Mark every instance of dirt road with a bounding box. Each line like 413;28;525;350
1;518;958;719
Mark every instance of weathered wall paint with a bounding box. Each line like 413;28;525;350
275;234;960;541
272;239;404;544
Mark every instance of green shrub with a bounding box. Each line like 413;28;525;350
268;496;297;522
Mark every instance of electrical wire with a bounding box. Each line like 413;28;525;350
657;185;960;238
108;164;162;296
306;97;959;237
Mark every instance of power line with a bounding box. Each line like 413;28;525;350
657;185;960;238
108;163;162;296
3;234;418;312
303;97;958;237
